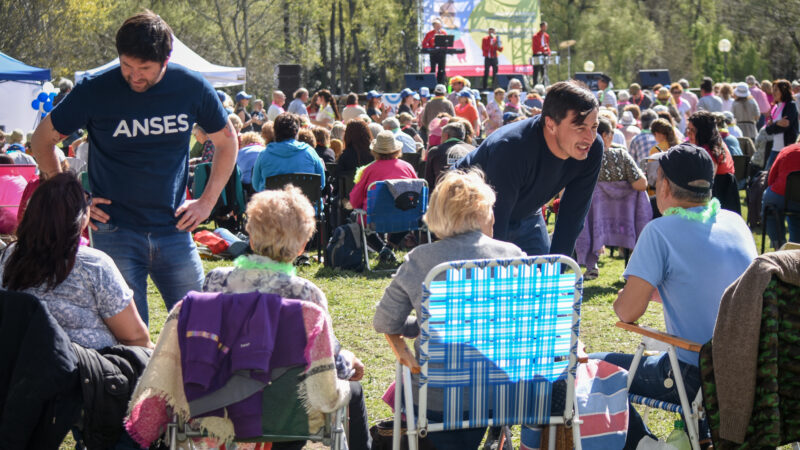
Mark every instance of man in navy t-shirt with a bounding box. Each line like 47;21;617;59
31;11;238;324
456;81;602;257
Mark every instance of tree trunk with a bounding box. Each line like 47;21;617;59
283;0;291;57
338;0;346;93
330;4;337;91
347;0;363;92
317;24;330;87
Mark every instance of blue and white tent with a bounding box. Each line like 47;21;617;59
0;52;51;133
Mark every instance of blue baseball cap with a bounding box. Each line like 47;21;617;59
216;90;227;103
419;87;431;98
458;90;473;99
366;90;381;99
235;91;253;102
400;88;415;98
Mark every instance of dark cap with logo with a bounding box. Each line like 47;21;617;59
646;143;714;193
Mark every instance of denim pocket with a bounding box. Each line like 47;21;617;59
92;222;119;233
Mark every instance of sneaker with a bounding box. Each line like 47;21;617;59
378;246;397;264
584;267;599;280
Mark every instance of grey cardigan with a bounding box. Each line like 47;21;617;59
373;230;525;409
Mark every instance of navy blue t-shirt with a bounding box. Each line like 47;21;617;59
456;115;603;257
51;63;228;233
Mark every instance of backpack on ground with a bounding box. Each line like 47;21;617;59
325;222;364;271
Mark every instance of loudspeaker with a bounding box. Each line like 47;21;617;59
495;74;527;91
275;64;302;97
638;69;671;90
404;73;437;91
572;72;603;91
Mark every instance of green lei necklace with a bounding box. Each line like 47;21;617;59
662;198;720;223
234;255;296;276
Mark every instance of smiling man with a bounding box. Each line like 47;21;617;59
31;10;238;325
456;81;602;256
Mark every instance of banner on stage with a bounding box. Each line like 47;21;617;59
421;0;540;76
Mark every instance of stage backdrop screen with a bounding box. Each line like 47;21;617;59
421;0;540;76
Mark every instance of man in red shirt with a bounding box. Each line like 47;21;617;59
422;18;447;84
531;22;550;85
481;27;503;90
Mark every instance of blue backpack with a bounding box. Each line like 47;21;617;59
325;223;364;271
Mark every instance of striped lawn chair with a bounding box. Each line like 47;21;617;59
387;255;584;450
355;179;431;272
615;322;704;450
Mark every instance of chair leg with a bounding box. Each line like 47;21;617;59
547;425;556;450
393;363;403;450
402;366;419;450
666;346;701;450
572;393;583;450
361;224;371;272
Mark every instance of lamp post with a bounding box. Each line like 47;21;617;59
718;39;731;81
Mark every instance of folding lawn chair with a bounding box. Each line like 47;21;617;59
615;322;705;450
387;255;584;450
192;162;247;232
263;173;325;262
354;179;431;272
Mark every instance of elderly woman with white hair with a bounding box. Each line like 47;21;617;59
373;169;525;450
203;185;371;450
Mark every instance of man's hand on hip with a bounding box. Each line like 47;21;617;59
175;198;214;231
89;197;112;231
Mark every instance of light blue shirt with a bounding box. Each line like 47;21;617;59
236;144;265;184
393;128;417;153
624;207;756;365
287;98;308;116
251;139;325;192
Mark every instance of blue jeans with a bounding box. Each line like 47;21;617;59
590;352;708;450
762;186;800;249
505;211;550;256
91;224;204;325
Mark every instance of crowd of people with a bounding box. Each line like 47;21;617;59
4;8;800;450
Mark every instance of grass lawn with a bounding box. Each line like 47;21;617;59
62;192;784;448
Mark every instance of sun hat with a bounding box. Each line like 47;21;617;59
722;111;735;124
371;130;403;154
619;111;636;126
449;76;467;86
734;83;750;98
646;143;714;194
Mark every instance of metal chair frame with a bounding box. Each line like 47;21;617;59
264;173;325;261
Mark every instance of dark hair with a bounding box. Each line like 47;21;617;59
344;120;373;165
700;77;713;94
640;109;658;130
597;118;613;136
541;81;598;126
773;79;792;103
273;113;300;142
312;126;330;147
115;10;173;64
297;128;316;147
367;97;380;110
2;173;88;292
316;89;341;120
650;119;679;147
346;93;358;105
0;154;14;164
689;111;725;164
657;110;674;126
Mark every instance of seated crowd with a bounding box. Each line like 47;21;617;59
4;64;800;450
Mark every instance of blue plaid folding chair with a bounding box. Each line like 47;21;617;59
354;179;431;272
387;255;584;450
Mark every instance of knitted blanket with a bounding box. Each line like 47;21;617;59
125;300;350;447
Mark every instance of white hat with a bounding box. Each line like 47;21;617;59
734;83;750;98
371;130;403;154
620;111;636;126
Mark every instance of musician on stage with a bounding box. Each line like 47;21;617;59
481;27;503;90
531;22;550;85
422;18;447;84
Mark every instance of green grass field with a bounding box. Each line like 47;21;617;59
62;193;784;449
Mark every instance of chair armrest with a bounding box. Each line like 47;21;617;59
353;208;366;216
385;334;421;374
616;321;703;353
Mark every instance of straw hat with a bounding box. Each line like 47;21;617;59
371;130;403;154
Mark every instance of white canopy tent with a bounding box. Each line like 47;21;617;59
75;35;246;87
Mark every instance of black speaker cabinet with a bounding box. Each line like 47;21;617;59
404;73;437;91
638;69;671;90
572;72;603;91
